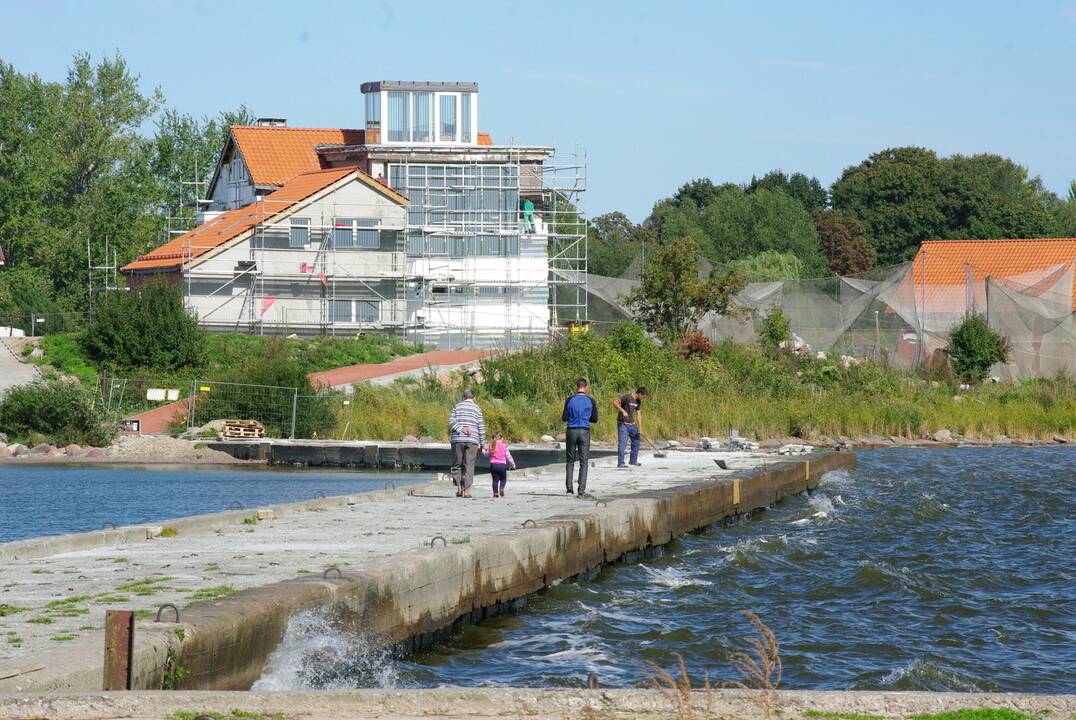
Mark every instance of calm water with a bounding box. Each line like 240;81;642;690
256;447;1076;693
0;465;428;543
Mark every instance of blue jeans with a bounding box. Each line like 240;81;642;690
617;423;640;465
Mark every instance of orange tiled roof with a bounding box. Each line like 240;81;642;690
231;126;365;187
912;238;1076;310
124;167;362;272
477;132;493;146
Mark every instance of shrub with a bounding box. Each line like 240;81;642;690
946;315;1008;384
673;331;713;359
757;307;792;353
0;379;115;446
82;280;205;370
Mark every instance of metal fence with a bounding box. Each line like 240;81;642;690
187;381;300;438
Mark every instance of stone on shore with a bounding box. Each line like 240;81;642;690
7;443;29;457
932;429;954;443
29;443;53;455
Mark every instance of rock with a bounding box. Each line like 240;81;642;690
839;355;860;368
29;347;44;359
932;429;954;443
665;440;680;448
1052;434;1069;444
555;434;566;442
67;448;88;457
0;447;11;459
730;437;760;451
778;443;814;455
30;443;53;455
815;351;827;360
540;435;556;443
991;435;1012;446
64;444;81;454
400;434;418;443
8;443;29;457
857;435;892;448
85;448;105;458
46;446;65;456
417;436;434;444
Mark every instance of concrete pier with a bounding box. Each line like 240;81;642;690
0;449;853;693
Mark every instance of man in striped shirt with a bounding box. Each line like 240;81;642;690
448;387;485;498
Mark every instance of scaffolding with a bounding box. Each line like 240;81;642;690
173;146;587;350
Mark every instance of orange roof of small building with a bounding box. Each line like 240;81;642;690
230;126;366;187
124;166;407;272
912;238;1076;310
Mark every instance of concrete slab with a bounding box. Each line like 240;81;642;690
0;449;847;692
0;688;1071;719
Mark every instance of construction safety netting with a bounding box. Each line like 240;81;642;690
585;260;1076;379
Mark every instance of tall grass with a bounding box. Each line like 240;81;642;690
334;323;1076;443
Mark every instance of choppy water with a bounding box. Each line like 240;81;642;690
0;465;427;543
256;447;1076;693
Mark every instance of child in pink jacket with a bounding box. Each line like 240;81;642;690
483;431;516;498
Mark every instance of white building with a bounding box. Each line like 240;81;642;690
123;81;587;349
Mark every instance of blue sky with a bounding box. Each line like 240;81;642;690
5;0;1076;221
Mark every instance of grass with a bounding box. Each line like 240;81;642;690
94;595;130;604
27;617;53;624
188;585;238;601
0;604;26;617
803;713;1042;720
45;595;92;608
450;536;471;544
134;609;154;619
49;634;76;641
174;711;284;720
242;517;257;525
116;576;174;595
332;325;1076;444
159;527;178;538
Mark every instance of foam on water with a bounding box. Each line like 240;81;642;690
640;564;712;588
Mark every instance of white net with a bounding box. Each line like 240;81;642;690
586;259;1076;379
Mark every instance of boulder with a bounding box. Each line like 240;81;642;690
839;355;860;368
417;436;434;444
8;443;29;457
64;444;81;454
991;435;1012;446
540;435;556;443
778;443;814;455
29;347;44;359
85;448;105;458
400;434;418;443
29;443;53;455
0;446;12;459
46;446;65;456
555;434;566;442
932;429;954;443
1052;434;1069;444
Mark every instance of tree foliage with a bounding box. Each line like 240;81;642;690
831;147;1056;266
746;170;827;213
626;235;744;340
587;211;655;277
729;251;804;282
946;314;1008;384
0;378;115;447
82;280;205;370
757;307;792;354
812;208;876;275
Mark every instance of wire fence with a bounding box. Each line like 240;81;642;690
0;311;91;336
187;381;300;438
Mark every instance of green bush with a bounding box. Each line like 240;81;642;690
946;315;1008;384
757;307;792;353
82;280;205;370
0;379;115;447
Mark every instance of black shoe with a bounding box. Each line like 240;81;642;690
616;464;628;469
566;488;575;495
630;462;642;467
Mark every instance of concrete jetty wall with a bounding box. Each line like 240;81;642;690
161;452;853;691
204;439;616;469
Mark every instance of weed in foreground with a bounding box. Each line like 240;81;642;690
730;611;782;719
645;653;713;720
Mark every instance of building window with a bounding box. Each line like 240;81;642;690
439;94;457;142
330;299;352;323
387;91;409;142
356;219;379;248
412;92;431;142
365;91;380;128
330;299;380;323
289;217;310;248
333;218;355;248
356;300;379;322
460;93;472;142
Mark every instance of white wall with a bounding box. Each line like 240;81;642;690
209;154;257;210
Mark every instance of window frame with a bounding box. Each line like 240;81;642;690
288;217;310;249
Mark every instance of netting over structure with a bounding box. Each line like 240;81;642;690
586;258;1076;379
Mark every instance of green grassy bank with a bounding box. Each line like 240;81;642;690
336;324;1076;444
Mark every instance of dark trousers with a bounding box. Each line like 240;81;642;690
490;463;508;494
617;423;640;465
451;442;479;490
565;427;591;492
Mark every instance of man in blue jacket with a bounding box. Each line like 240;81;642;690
562;377;598;495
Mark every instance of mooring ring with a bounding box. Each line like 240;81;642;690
384;481;396;491
521;519;537;528
322;567;342;579
594;500;608;508
227;500;243;510
156;603;180;623
430;535;447;548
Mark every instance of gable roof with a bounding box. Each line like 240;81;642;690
912;238;1076;310
227;126;366;188
123;166;407;273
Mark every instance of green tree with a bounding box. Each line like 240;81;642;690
757;307;792;355
812;208;876;275
729;250;804;282
587;211;650;277
626;234;744;340
746;170;827;213
82;280;205;370
946;314;1008;383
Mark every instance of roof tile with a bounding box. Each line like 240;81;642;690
231;126;365;187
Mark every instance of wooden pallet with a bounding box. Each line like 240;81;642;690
221;419;265;439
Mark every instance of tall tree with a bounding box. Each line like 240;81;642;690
626;234;743;340
587;211;650;277
812;208;875;275
746;170;827;213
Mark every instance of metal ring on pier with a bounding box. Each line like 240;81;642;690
385;481;396;491
156;603;180;623
521;519;537;528
587;671;600;689
102;521;117;529
315;491;326;499
594;500;608;508
430;536;447;548
227;500;243;510
408;489;417;496
322;567;342;579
